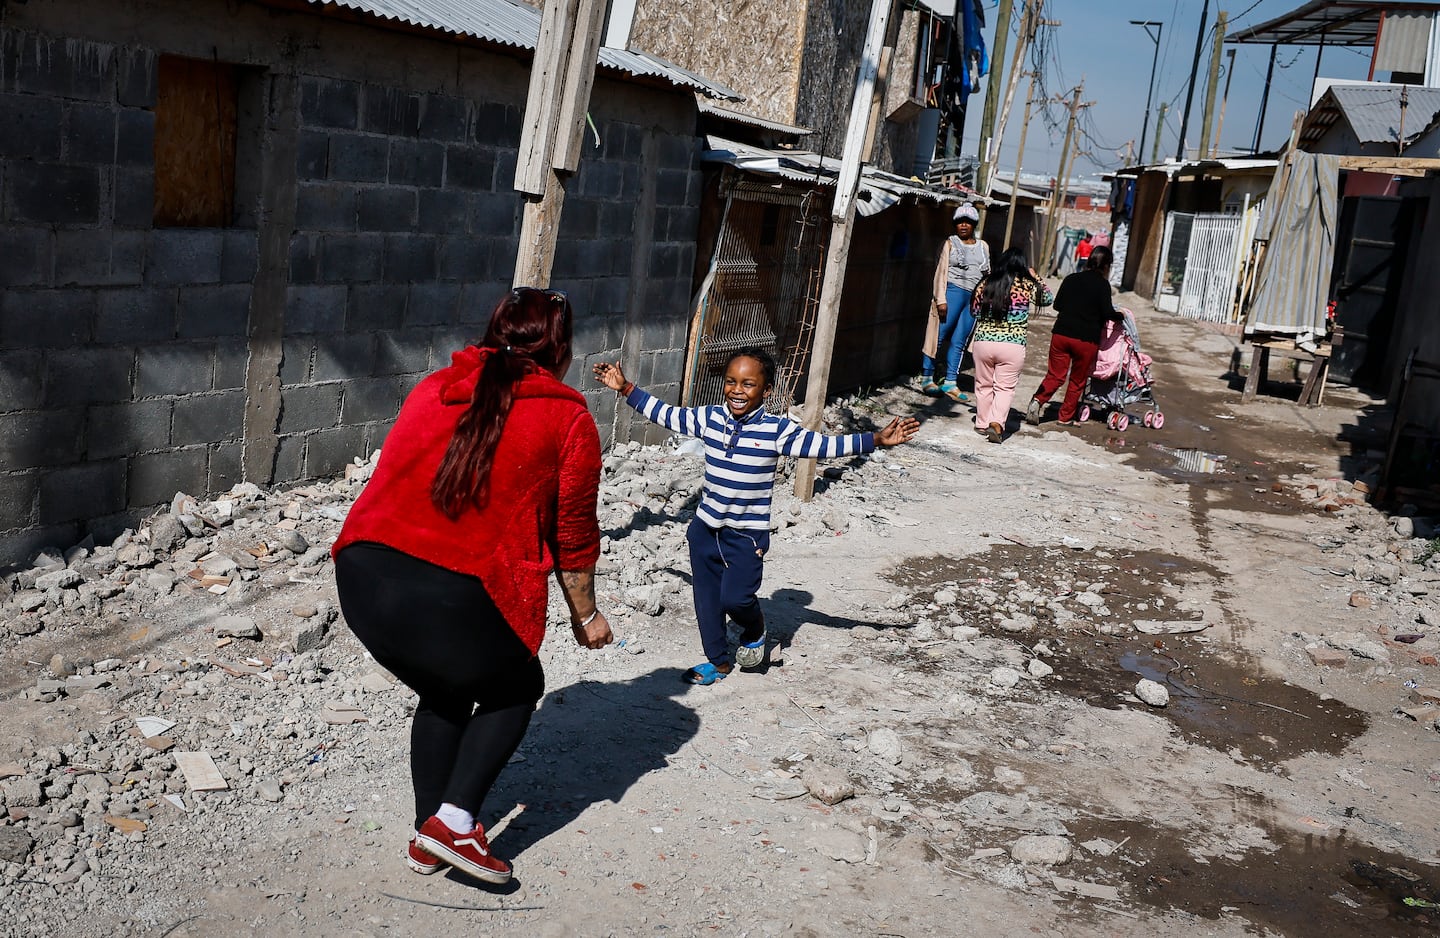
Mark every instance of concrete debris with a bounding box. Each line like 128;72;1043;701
1053;876;1121;901
866;728;904;765
802;765;857;805
213;615;262;639
1010;834;1073;865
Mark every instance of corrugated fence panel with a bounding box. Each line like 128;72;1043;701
1246;153;1340;339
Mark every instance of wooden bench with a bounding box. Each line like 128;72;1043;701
1240;326;1344;406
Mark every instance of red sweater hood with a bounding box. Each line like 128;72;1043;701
333;346;603;654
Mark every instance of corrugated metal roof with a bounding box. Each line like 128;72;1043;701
1319;83;1440;145
305;0;742;99
702;135;988;216
697;98;812;137
1228;0;1438;46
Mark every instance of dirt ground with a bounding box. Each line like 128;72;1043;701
2;287;1439;938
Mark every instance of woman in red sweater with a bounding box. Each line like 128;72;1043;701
332;287;612;885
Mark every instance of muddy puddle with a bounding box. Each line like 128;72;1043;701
887;544;1368;763
1065;817;1440;937
1049;637;1367;762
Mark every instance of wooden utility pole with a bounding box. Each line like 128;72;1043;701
1042;83;1087;273
1151;101;1169;164
794;0;898;502
1213;48;1237;157
1002;70;1038;250
980;1;1041;205
513;0;608;287
1198;11;1228;161
975;0;1016;202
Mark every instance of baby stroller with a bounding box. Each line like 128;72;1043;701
1078;308;1164;431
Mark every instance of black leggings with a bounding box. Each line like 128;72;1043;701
335;543;543;830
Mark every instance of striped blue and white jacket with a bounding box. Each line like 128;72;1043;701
624;387;875;531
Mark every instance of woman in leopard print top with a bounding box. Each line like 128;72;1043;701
969;248;1053;443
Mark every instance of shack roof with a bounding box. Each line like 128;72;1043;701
1301;83;1440;148
282;0;743;100
1228;0;1440;45
701;136;990;215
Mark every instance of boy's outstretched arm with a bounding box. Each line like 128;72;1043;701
875;416;920;447
593;360;632;393
591;360;704;437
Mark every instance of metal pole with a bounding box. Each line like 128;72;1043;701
1176;0;1211;162
1131;20;1163;166
1253;44;1277;152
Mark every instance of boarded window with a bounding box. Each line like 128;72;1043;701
153;55;238;227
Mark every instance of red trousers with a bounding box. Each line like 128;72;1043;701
1034;334;1099;422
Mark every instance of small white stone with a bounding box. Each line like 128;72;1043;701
1027;659;1054;678
1134;679;1170;707
989;666;1022;689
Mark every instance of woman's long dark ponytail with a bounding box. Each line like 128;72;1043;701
976;248;1037;321
431;287;573;520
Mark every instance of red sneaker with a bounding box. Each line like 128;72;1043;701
406;835;440;875
415;815;512;884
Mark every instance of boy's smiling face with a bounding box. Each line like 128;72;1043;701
723;355;769;419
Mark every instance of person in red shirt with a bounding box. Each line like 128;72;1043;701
332;287;612;886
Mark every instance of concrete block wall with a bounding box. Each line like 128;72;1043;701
0;0;706;565
0;29;252;561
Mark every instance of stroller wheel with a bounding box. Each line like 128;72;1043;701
1105;411;1119;430
1116;413;1130;432
1143;411;1154;428
1078;405;1091;423
1151;411;1165;429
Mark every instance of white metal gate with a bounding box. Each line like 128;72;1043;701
1176;213;1244;323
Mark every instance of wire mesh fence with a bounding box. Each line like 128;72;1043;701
684;181;829;414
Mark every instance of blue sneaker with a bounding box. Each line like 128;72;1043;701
736;632;767;670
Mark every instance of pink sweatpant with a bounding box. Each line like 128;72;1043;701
972;341;1027;430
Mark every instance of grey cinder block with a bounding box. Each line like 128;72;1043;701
39;461;125;523
0;93;63;160
172;390;245;446
278;383;342;434
300;77;361;130
135;343;214;397
177;284;251;339
146;230;224;285
0;289;94;349
7;162;102;225
311;334;377;381
126;449;205;509
44;347;134;406
96;288;177;343
86;399;172;460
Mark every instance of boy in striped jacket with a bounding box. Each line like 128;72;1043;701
594;348;919;685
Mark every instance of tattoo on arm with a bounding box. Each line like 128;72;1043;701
559;568;596;619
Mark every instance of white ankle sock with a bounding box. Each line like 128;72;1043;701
437;803;475;834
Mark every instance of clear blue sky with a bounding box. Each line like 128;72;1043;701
961;0;1375;180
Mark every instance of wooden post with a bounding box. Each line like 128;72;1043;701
1198;11;1228;160
794;0;897;502
1042;83;1084;273
1002;69;1037;250
513;0;608;288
